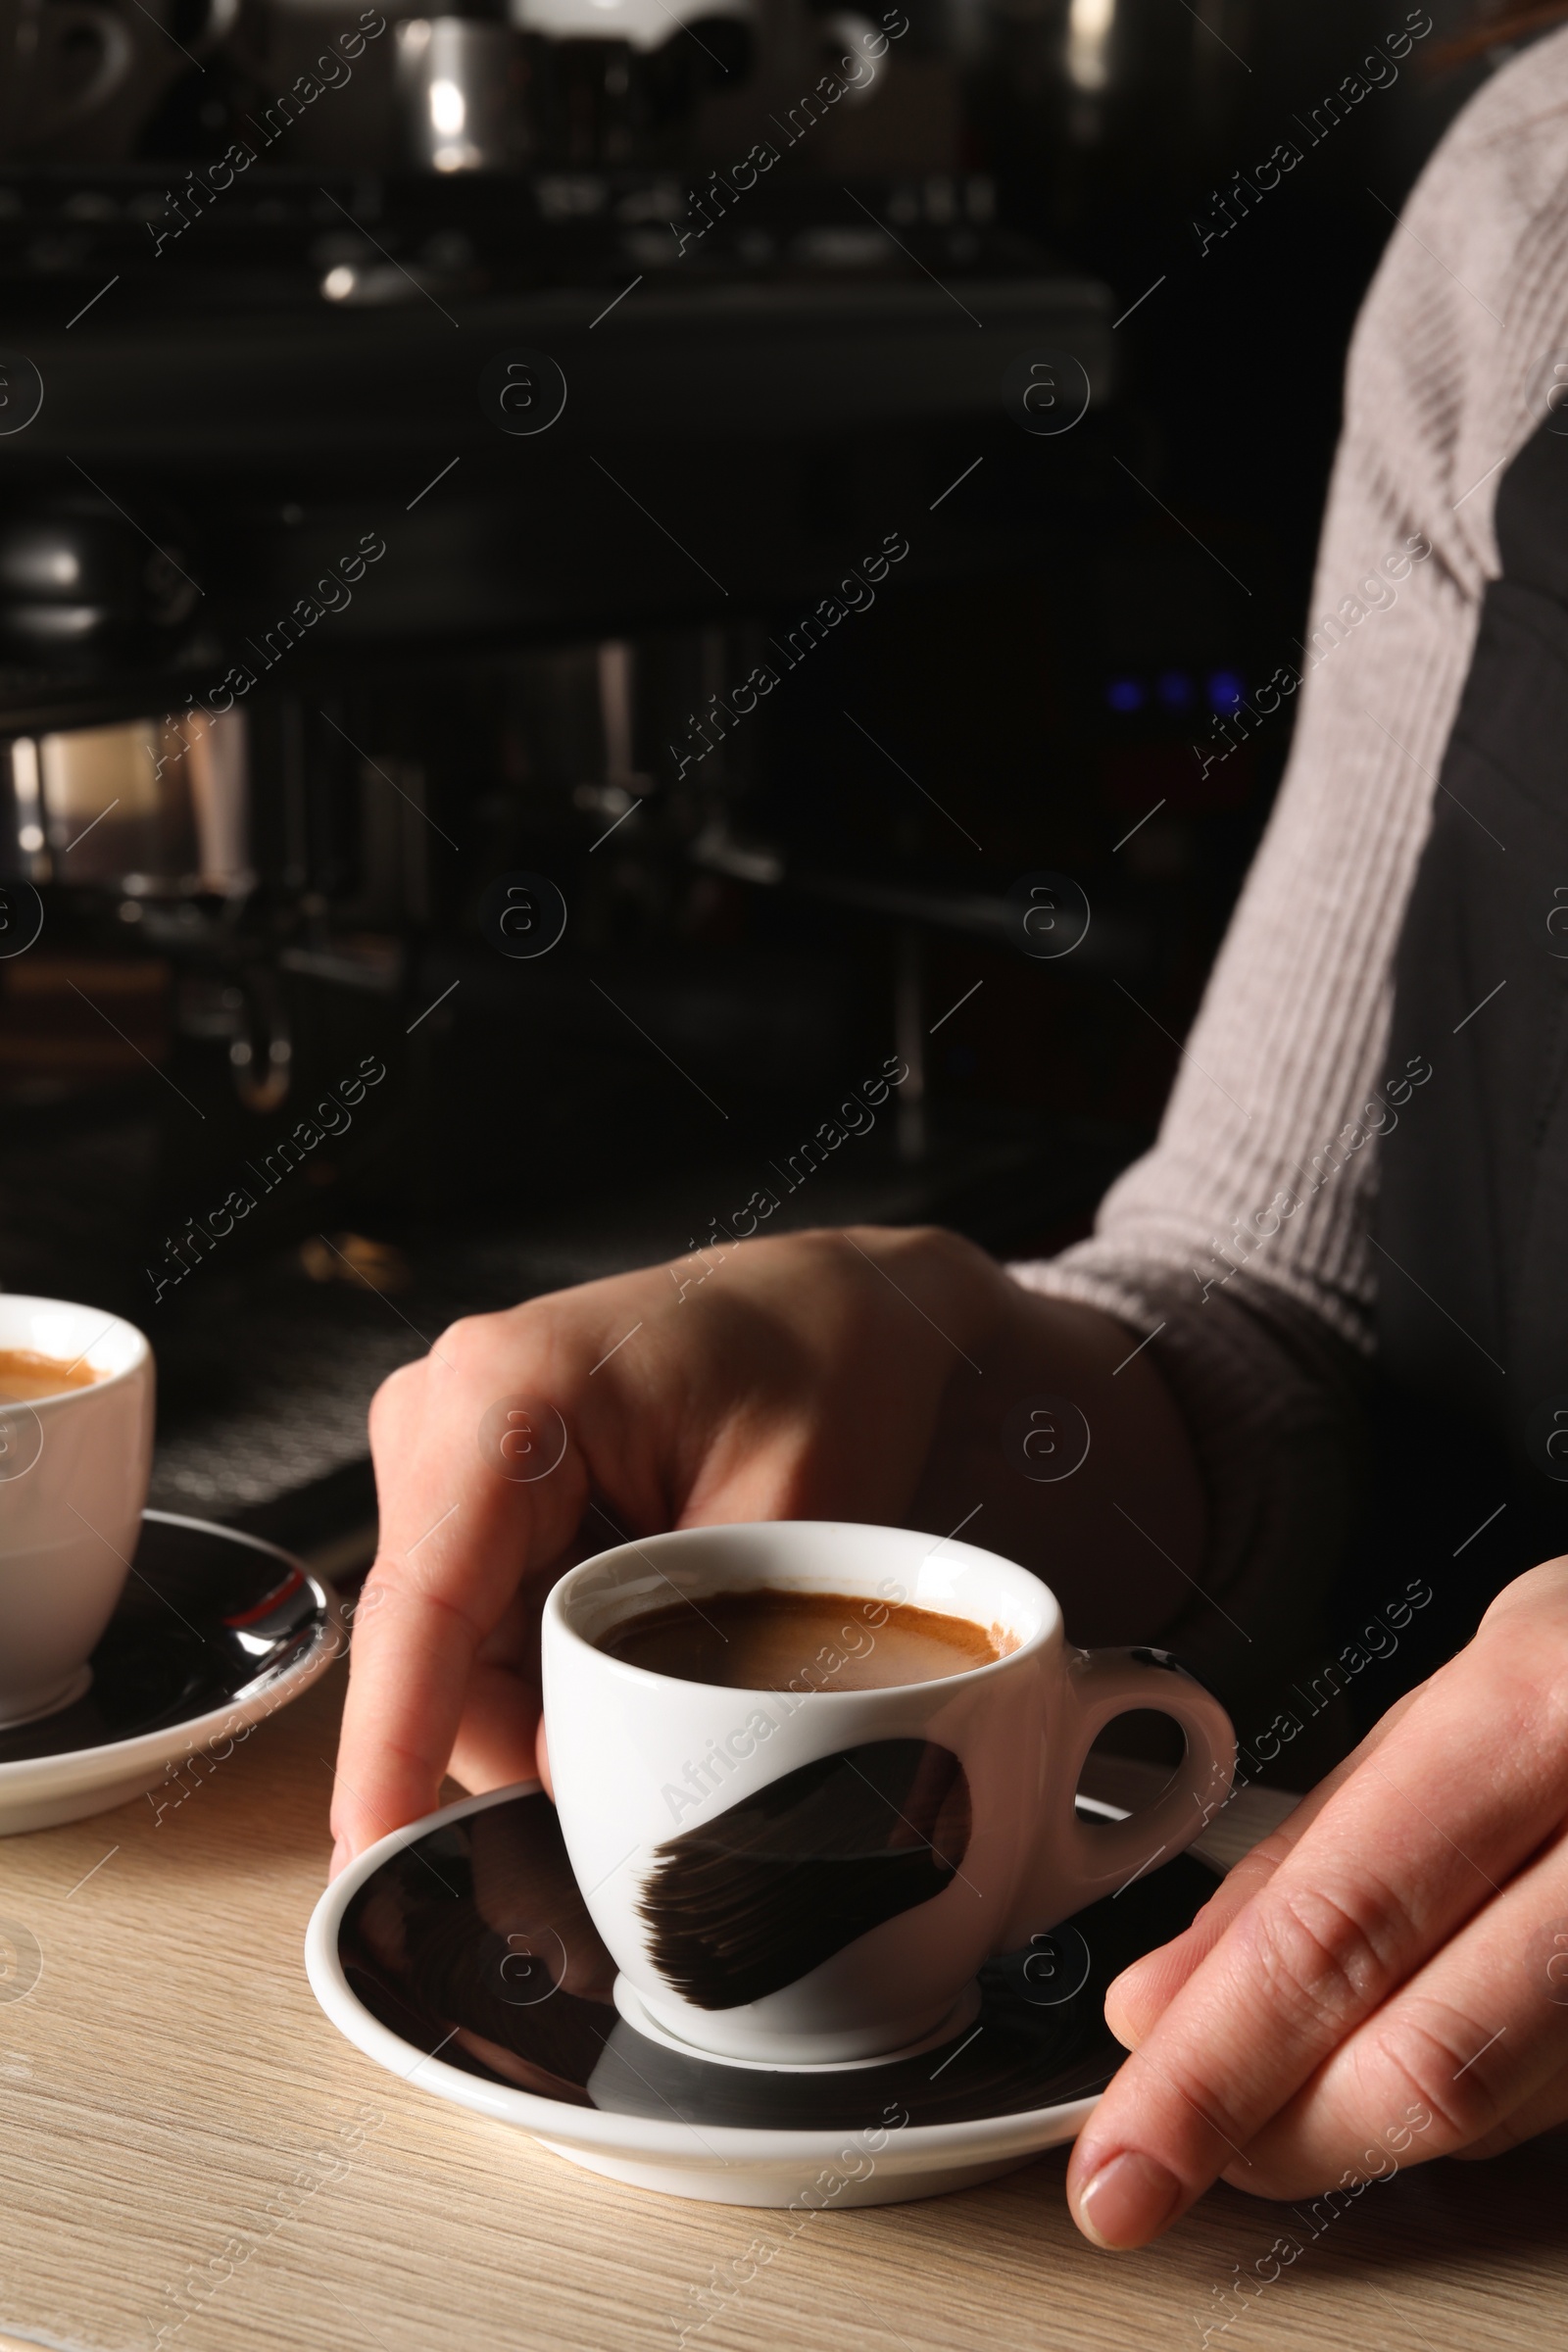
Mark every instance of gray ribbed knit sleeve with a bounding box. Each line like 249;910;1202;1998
1009;33;1568;1688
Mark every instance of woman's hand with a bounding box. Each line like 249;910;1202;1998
329;1224;997;1871
327;1222;1204;1876
1066;1559;1568;2246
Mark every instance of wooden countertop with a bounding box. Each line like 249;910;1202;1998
2;1660;1563;2352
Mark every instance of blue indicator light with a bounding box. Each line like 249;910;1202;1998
1207;668;1245;710
1156;670;1193;710
1106;677;1145;713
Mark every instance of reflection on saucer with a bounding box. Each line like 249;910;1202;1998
337;1788;1217;2135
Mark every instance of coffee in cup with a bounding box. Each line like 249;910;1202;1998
543;1520;1236;2065
596;1585;1012;1690
0;1348;105;1402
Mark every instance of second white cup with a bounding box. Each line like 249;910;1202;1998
0;1296;154;1727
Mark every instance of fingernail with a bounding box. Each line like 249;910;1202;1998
1104;1959;1147;2007
1075;2151;1183;2249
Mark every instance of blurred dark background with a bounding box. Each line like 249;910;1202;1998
0;0;1513;1562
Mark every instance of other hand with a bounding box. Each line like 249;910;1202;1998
1067;1560;1568;2245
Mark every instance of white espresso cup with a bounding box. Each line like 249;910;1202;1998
542;1520;1236;2065
0;1295;154;1727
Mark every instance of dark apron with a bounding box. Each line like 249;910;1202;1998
1338;408;1568;1711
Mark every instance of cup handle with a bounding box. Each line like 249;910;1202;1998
1002;1645;1236;1945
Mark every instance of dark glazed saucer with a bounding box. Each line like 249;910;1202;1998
0;1511;343;1834
308;1782;1219;2207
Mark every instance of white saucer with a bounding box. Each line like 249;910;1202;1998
306;1780;1221;2208
0;1510;344;1835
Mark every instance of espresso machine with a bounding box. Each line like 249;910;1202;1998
0;0;1460;1545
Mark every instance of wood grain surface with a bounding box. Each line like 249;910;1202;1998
0;1657;1563;2352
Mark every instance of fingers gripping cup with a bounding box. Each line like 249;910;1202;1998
542;1522;1235;2065
0;1298;154;1727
